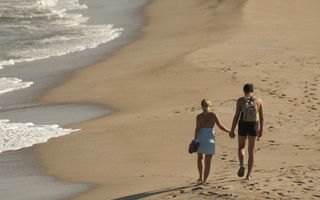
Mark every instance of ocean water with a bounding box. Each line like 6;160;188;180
0;0;122;69
0;0;123;153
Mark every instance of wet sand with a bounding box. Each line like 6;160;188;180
36;0;320;199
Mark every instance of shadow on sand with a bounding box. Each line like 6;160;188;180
113;179;243;200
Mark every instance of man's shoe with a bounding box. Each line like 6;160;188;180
237;166;245;177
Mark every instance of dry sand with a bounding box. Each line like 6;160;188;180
34;0;320;199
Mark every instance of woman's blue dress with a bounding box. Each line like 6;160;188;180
196;127;215;155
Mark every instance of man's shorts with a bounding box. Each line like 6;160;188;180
238;120;259;137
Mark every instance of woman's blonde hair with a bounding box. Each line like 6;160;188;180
201;99;211;107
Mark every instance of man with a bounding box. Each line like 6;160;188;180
230;83;264;180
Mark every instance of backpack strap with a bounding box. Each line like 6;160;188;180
244;96;256;103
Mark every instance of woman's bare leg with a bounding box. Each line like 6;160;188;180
197;153;204;182
203;154;213;184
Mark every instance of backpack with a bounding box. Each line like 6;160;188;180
241;97;258;122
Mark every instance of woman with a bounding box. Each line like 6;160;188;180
194;99;231;184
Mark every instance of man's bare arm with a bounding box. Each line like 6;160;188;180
258;99;264;138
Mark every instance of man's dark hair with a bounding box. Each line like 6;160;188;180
243;83;254;94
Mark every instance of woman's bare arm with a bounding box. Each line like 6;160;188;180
231;98;241;134
214;113;231;133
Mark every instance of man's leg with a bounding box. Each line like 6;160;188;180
203;154;213;184
238;135;247;167
247;135;257;179
197;153;204;182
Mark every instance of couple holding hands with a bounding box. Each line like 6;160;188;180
193;83;264;184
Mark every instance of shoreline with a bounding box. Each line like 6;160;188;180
0;0;150;199
36;0;320;199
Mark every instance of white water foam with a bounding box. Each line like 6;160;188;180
0;119;79;153
0;77;33;94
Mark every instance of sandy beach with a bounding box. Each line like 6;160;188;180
35;0;320;199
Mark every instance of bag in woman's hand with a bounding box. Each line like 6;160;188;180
188;140;200;154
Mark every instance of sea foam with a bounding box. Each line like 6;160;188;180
0;119;79;153
0;77;33;94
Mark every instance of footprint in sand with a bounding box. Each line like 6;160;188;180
220;154;228;160
207;191;219;195
277;121;283;126
199;191;212;196
299;147;310;150
185;106;199;112
191;186;203;191
278;192;288;196
218;193;233;198
293;180;305;186
268;126;274;131
302;187;313;191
